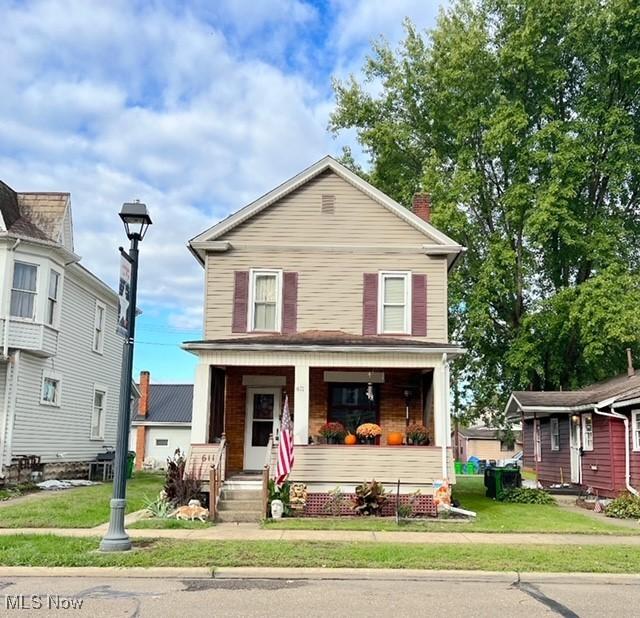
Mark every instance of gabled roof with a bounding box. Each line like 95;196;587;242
0;180;72;248
132;383;193;424
188;156;465;264
506;370;640;418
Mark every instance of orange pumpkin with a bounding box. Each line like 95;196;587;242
387;432;404;446
344;434;357;445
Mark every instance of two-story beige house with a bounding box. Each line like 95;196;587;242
184;156;465;519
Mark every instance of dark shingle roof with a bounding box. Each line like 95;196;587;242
132;384;193;424
510;370;640;412
458;426;522;442
0;181;20;228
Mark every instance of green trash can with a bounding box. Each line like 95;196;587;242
454;461;463;475
126;451;136;479
465;462;476;475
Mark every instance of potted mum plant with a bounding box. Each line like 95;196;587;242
356;423;382;445
406;423;429;445
319;422;347;444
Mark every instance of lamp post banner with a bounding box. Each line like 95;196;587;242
117;253;131;338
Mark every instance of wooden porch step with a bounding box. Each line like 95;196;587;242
218;499;262;511
217;510;262;523
221;489;262;501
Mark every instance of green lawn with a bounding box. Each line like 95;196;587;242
0;472;163;528
0;535;639;573
264;477;634;535
129;518;213;530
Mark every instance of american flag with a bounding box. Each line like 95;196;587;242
276;395;294;486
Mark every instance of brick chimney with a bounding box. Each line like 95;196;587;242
139;370;150;417
412;193;431;222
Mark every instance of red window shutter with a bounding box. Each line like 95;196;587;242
282;272;298;334
231;271;249;333
411;274;427;336
362;273;378;335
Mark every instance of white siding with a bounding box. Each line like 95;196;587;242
129;426;191;469
9;272;123;463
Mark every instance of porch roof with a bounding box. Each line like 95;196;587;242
182;330;464;356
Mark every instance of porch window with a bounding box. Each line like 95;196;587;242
90;388;106;440
249;270;282;332
533;419;542;462
328;383;379;431
378;272;411;334
582;413;594;451
550;417;560;451
633;411;640;451
10;262;38;319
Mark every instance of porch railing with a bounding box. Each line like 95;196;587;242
208;434;227;521
262;434;273;518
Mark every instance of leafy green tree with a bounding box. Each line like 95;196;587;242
331;0;640;418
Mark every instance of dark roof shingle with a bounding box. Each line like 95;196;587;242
132;384;193;424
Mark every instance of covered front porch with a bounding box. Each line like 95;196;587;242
186;338;460;500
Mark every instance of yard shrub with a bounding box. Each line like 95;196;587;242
605;493;640;519
164;450;201;506
499;488;554;505
352;480;387;516
143;494;174;518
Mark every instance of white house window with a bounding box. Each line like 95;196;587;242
155;438;169;447
47;270;61;326
379;272;411;334
582;413;594;451
41;371;61;406
633;411;640;451
93;301;106;353
534;419;542;462
10;262;38;319
249;270;281;332
91;388;106;440
550;417;560;451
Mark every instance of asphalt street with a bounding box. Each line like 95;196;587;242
1;573;638;617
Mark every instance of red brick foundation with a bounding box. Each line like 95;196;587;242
302;492;437;517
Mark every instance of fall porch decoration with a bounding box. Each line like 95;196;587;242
344;433;357;445
356;423;382;444
406;423;429;445
319;422;347;444
387;431;404;446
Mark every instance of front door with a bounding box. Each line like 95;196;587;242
570;416;582;484
244;387;281;471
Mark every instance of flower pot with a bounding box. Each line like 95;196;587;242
358;437;375;445
344;434;357;445
327;436;342;445
387;432;404;446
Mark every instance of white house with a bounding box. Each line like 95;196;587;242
129;371;193;470
0;180;123;481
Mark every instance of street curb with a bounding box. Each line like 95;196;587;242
1;566;638;583
0;567;213;579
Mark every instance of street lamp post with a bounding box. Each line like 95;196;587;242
100;201;152;552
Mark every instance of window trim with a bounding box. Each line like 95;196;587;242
40;370;62;407
10;261;39;320
93;300;106;354
632;410;640;452
247;269;283;333
377;271;412;335
90;385;107;441
582;413;594;451
533;419;542;462
550;417;560;451
46;269;61;328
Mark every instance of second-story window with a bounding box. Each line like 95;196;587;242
10;262;38;319
93;301;106;353
379;272;411;334
250;270;281;332
47;270;60;326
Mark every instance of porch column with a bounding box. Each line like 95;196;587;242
293;363;310;445
433;355;451;479
190;363;211;444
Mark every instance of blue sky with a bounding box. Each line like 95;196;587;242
0;0;444;383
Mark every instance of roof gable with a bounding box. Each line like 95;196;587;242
190;156;463;258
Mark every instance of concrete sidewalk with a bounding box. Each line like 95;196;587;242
1;523;640;545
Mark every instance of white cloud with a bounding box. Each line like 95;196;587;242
0;0;444;334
